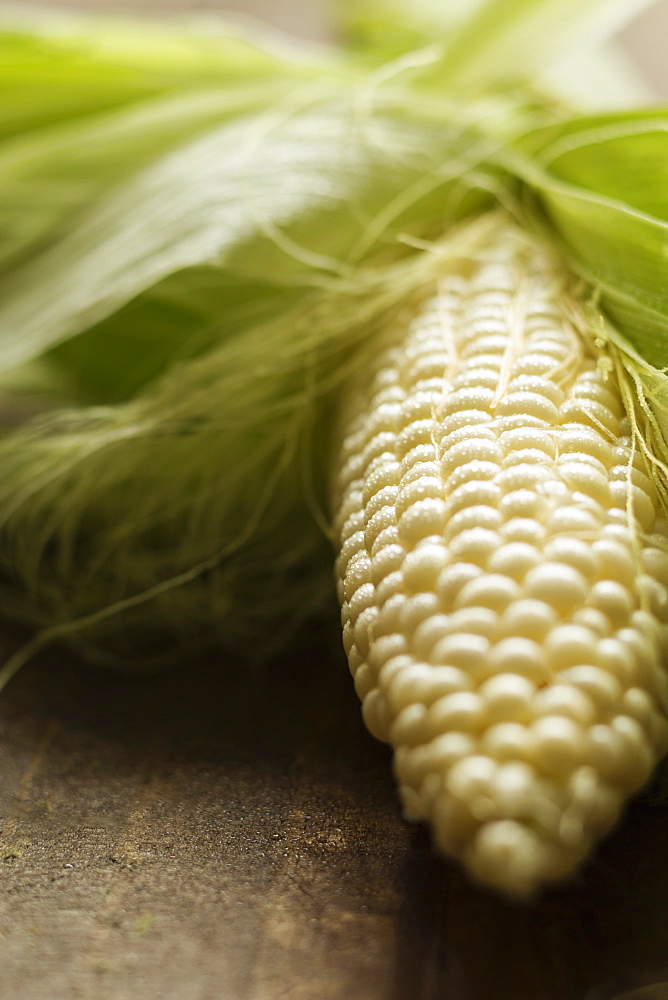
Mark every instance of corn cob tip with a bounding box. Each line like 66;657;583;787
333;225;668;897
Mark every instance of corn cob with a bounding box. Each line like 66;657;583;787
332;225;668;897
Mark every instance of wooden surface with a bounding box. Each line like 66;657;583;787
0;627;667;1000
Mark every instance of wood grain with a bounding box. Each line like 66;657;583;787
0;627;667;1000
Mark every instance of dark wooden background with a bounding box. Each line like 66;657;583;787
1;624;667;1000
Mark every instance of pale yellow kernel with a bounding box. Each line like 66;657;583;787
524;563;589;613
557;463;611;506
377;652;414;685
447;460;500;490
641;547;668;586
492;761;541;816
353;662;375;699
339;507;365;546
398;497;447;545
481;722;535;761
446;607;500;641
557;427;614;466
395;476;444;517
346;582;376;625
446;754;497;802
489;542;542;579
570;607;611;637
370;525;400;557
610;714;654;790
454;573;521;612
478;674;536;723
374;570;407;606
386;663;470;713
443;480;502;517
500;517;547;545
560;398;619;436
587;724;626;778
436;562;483;607
399;443;438;473
374;594;408;637
353;607;377;659
501;600;558;642
589;579;635;625
439;409;493;436
370;543;406;586
441;386;496;416
532;685;596;726
610;462;658;504
361;431;398;469
429;692;487;734
465;334;509;357
496;463;552;492
545;624;599;670
513;352;566;376
342;553;371;601
445;504;504;540
545;506;603;535
531;716;586;775
364;506;396;550
592;538;636;582
573;378;622;416
412;614;454;659
440;438;503;476
459;353;503;373
455;369;502;390
395;419;437;458
431;793;478;854
498;489;546;519
369;632;408;670
509;374;564;407
502;448;557;468
426;731;479;772
596;636;636;685
364;486;398;524
342;620;355;656
401;543;450;592
543;537;597;579
483;636;548;684
398;592;441;635
622;687;656;727
399;460;441;487
609;482;656;531
362;688;392;741
389;702;429;745
335;530;365;579
637;574;668;620
398;784;424;820
496;390;559;423
558;666;623;717
465;820;556;898
429;632;490;672
398;390;442;427
448;527;503;565
500;427;556;457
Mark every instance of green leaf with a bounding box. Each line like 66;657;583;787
340;0;654;92
512;113;668;367
0;5;321;140
0;93;499;390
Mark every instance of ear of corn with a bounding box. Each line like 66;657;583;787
332;223;668;897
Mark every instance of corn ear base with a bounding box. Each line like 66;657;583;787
332;223;668;898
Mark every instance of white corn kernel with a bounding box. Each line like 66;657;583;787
333;229;668;897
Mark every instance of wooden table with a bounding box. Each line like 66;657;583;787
0;626;667;1000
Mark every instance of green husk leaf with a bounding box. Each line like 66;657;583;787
0;4;321;140
340;0;654;92
511;113;668;366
